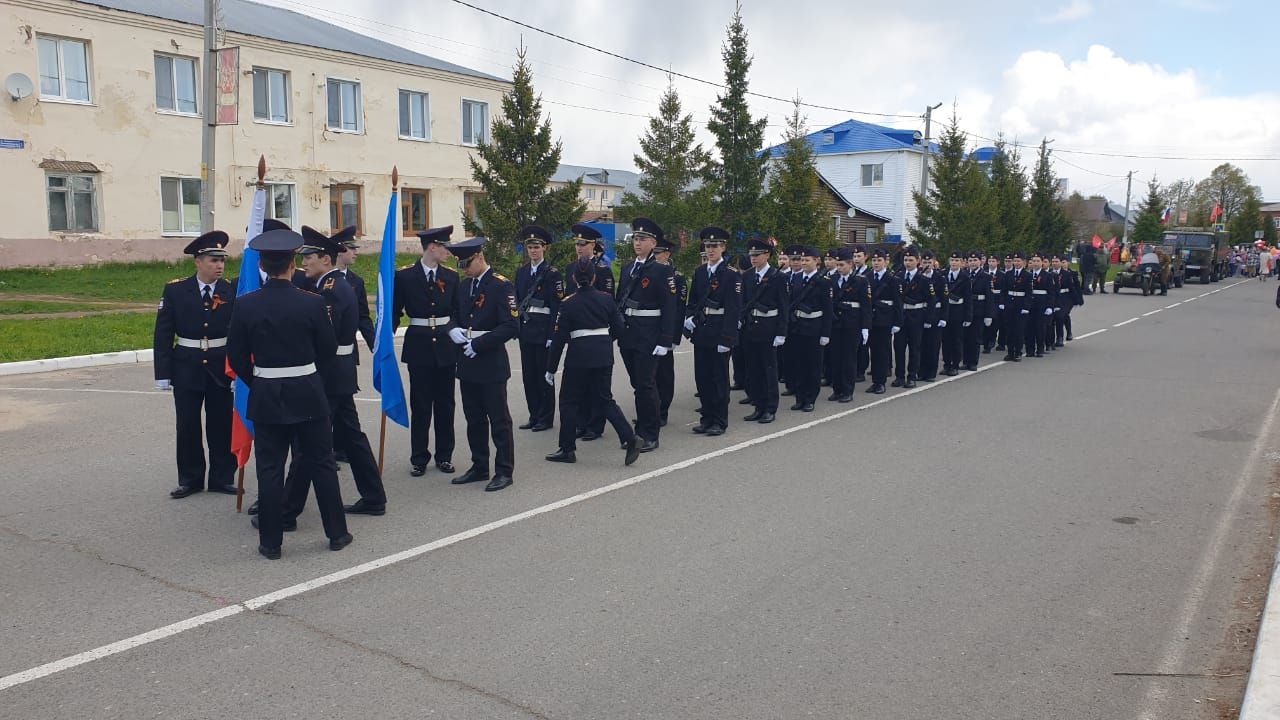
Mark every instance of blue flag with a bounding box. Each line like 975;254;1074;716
372;190;409;427
229;187;267;465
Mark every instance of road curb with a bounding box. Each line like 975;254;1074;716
1240;545;1280;719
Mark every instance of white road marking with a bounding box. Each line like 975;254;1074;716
1114;318;1139;327
1142;309;1163;317
1165;302;1182;308
1074;329;1107;340
1184;296;1197;302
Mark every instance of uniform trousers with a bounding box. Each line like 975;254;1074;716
731;344;747;390
284;393;385;516
829;328;859;397
519;342;555;427
893;316;925;380
856;341;870;379
984;312;1001;350
789;335;821;405
257;417;348;549
743;339;779;413
620;349;661;442
963;321;983;368
656;351;676;422
693;345;731;429
172;374;236;489
1025;312;1051;355
461;380;515;477
1001;308;1025;357
942;320;966;369
407;363;455;467
1054;307;1072;344
919;324;942;380
869;326;893;384
557;366;635;452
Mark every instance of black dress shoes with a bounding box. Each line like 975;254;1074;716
581;431;600;442
738;397;753;405
169;486;201;499
545;448;576;463
624;438;640;466
903;379;917;389
705;425;725;436
329;533;353;551
800;403;815;412
345;499;386;516
484;475;513;492
575;427;588;439
247;500;259;515
744;410;764;421
963;365;978;372
827;392;840;401
790;402;804;411
530;423;552;432
452;468;490;485
251;515;297;532
410;465;427;477
210;484;239;495
855;374;866;383
436;461;455;474
1066;334;1074;341
890;378;904;388
637;439;659;453
756;412;776;424
518;421;535;430
259;545;281;560
836;394;853;403
943;368;958;377
692;424;708;434
868;383;886;394
780;389;795;397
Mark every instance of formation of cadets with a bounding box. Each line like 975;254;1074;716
154;217;1083;559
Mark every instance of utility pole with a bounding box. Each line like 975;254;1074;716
1120;170;1133;247
919;102;943;199
199;0;218;232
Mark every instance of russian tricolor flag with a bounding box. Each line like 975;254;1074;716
1160;206;1172;224
226;185;268;468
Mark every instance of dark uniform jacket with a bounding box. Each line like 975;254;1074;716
291;268;312;290
687;262;742;348
924;271;947;325
393;262;459;368
454;269;520;383
154;275;235;389
547;289;625;370
1055;269;1083;309
899;270;937;326
969;269;995;320
670;270;689;347
942;269;974;325
830;272;873;331
314;269;360;398
740;266;790;342
1001;268;1032;312
988;268;1005;307
344;268;375;351
227;278;336;425
1030;270;1056;313
515;261;564;346
564;260;615;296
615;256;677;351
788;271;834;339
869;270;904;328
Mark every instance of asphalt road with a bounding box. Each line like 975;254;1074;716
1;277;1277;719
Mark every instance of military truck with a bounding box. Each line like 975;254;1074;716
1161;229;1229;283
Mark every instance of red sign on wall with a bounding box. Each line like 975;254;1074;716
215;47;239;125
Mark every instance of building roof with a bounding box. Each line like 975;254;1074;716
553;164;642;200
816;171;891;224
1262;202;1280;213
766;117;937;157
80;0;507;83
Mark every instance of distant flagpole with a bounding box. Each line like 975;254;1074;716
372;166;409;474
227;156;268;512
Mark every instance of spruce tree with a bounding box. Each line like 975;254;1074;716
909;112;998;258
988;137;1031;257
1130;178;1165;248
763;101;831;250
706;2;768;233
465;47;586;261
1027;139;1071;254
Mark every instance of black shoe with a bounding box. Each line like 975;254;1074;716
1035;352;1045;358
890;378;904;388
800;403;815;412
251;515;297;532
919;377;934;383
575;427;588;439
790;402;804;411
827;393;840;401
744;410;764;421
781;389;795;397
437;461;456;474
1009;355;1021;362
210;484;239;496
730;384;745;391
247;500;259;515
963;365;977;372
329;533;353;551
903;380;917;389
836;394;853;403
530;422;552;432
518;421;535;430
982;347;992;354
705;425;726;436
624;438;640;466
259;545;281;560
545;448;576;463
692;424;709;434
410;464;427;477
756;412;776;424
637;439;659;453
1002;353;1016;361
867;383;886;394
996;344;1006;351
169;485;202;499
1054;342;1065;348
581;431;600;442
345;499;386;516
855;374;866;383
1066;334;1074;341
821;379;832;387
943;368;958;377
695;407;703;414
484;475;513;492
738;397;753;405
452;468;489;485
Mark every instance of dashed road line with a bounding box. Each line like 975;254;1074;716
1114;318;1139;327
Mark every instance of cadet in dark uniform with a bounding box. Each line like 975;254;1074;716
1052;254;1082;345
964;251;992;370
866;249;902;394
984;254;1003;353
893;247;934;388
334;228;375;350
615;218;677;452
654;234;687;428
544;259;640;466
917;251;945;382
288;228;387;518
730;249;753;394
685;227;742;435
820;248;840;387
514;225;564;432
785;246;833;411
564;224;614;440
828;246;871;402
226;228;351;559
446;237;520;492
1000;252;1030;361
775;252;795;391
1027;252;1055;358
740;237;788;423
392;226;459;477
850;245;873;381
941;251;973;376
154;231;239;498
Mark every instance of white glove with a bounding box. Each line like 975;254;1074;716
962;321;971;328
1020;309;1029;315
652;345;669;357
683;317;696;333
463;342;477;358
737;321;742;330
448;327;469;345
984;317;992;327
155;379;172;391
544;372;555;386
861;329;869;344
998;304;1005;311
772;336;786;347
1044;308;1053;316
717;344;731;353
545;339;553;348
891;326;900;334
924;323;932;329
938;320;947;328
819;337;829;346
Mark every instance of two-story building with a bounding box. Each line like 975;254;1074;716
550;164;642;221
0;0;510;267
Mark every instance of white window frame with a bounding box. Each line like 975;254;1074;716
584;188;595;200
264;182;297;229
866;227;880;244
1273;217;1280;230
160;176;203;236
153;52;200;116
461;98;489;146
46;172;99;232
37;35;93;104
398;88;432;142
861;163;884;188
252;67;292;125
326;76;364;134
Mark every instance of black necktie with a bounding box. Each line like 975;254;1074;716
471;279;479;298
202;286;211;306
427;269;434;284
632;262;642;278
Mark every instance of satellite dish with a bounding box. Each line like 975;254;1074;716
847;207;857;218
6;73;34;101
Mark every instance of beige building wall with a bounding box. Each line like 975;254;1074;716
0;0;509;267
549;180;625;213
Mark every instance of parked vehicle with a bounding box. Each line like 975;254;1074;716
1162;230;1230;283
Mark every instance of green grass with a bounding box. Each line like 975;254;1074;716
0;313;157;362
0;300;118;315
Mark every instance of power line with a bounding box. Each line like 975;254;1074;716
1053;154;1131;178
968;132;1280;163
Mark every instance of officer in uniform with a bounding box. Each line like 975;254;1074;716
865;249;902;394
775;250;795;390
514;225;564;432
785;246;833;412
917;251;945;382
1052;254;1082;345
334;228;375;350
564;224;615;295
730;249;753;394
1000;252;1030;361
393;226;459;477
964;251;993;370
654;233;687;428
850;245;873;381
941;251;973;376
154;230;239;499
226;228;351;559
544;259;641;466
827;246;871;402
986;254;1004;353
740;237;787;423
893;247;934;388
685;227;742;435
446;237;519;492
615;218;677;452
1028;252;1055;358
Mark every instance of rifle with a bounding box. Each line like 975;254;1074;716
517;265;549;322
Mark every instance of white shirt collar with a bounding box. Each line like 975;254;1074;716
803;270;816;281
530;260;543;274
706;259;723;275
420;260;439;277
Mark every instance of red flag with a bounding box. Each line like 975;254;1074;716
1210;202;1223;223
226;359;253;468
1091;234;1103;249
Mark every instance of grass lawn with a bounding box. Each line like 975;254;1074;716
0;313;157;362
0;300;118;315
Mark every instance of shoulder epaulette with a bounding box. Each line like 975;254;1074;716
492;272;509;282
400;263;415;270
167;277;184;285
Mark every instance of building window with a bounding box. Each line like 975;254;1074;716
1273;217;1280;230
154;54;199;115
47;173;97;231
600;189;609;202
37;36;91;103
861;163;883;187
161;177;202;235
326;78;363;133
831;216;841;238
265;183;295;227
329;184;362;232
462;99;488;145
866;227;879;244
584;188;596;200
463;191;486;229
401;189;430;234
398;90;430;140
252;68;290;123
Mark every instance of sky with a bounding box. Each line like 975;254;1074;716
260;0;1280;204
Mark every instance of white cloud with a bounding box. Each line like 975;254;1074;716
1040;0;1094;23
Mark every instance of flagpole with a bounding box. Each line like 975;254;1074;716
236;155;267;513
377;165;398;476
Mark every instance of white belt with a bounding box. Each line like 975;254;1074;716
253;362;316;379
903;302;927;310
624;308;662;317
569;327;610;339
408;316;451;328
975;294;987;300
1007;291;1026;297
1058;288;1071;293
948;298;965;305
841;301;861;308
467;329;490;338
751;308;779;318
703;308;725;315
525;306;552;315
1032;289;1049;295
991;289;1002;294
176;336;226;350
335;344;354;356
878;299;894;306
794;310;824;319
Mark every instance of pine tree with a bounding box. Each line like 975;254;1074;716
909;112;998;258
1227;193;1263;248
1130;178;1165;247
465;47;586;261
706;2;769;233
762;101;831;249
1027;139;1071;254
987;137;1031;257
